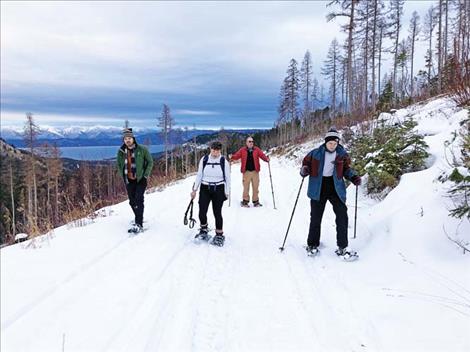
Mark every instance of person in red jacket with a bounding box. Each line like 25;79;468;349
230;136;270;207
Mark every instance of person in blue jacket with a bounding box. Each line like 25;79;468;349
300;128;361;257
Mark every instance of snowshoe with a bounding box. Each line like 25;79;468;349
253;201;263;207
240;200;250;208
306;245;320;257
128;224;144;234
211;233;225;247
335;247;359;261
194;227;211;243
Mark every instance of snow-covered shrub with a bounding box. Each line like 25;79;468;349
447;110;470;219
349;119;429;197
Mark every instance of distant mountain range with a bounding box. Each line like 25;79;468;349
1;125;265;147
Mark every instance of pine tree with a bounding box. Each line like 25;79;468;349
284;58;301;122
408;11;420;99
327;0;359;112
388;0;405;101
322;38;342;112
23;113;39;234
377;79;394;111
423;5;436;95
158;104;174;177
369;0;386;113
300;50;314;125
396;39;409;101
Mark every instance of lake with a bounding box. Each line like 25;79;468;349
57;145;165;160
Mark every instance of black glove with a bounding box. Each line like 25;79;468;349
300;165;310;178
351;175;362;186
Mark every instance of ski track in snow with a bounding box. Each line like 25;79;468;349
1;97;470;351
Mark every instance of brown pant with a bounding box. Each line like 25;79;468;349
242;171;260;202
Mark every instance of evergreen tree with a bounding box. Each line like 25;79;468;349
158;104;174;177
322;38;342;112
300;50;314;124
408;11;420;99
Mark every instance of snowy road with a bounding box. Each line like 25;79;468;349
2;98;470;351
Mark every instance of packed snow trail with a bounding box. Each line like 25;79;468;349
2;98;470;351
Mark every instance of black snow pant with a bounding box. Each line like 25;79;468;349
198;183;227;232
126;177;147;226
307;176;348;249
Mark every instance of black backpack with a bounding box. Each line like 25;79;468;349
202;155;226;181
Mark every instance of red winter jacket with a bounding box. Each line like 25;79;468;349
231;146;269;173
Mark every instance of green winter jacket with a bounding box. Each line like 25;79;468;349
117;143;154;182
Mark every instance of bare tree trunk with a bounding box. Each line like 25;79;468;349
444;0;449;67
9;161;16;237
438;0;443;93
378;24;383;95
46;162;51;222
363;0;370;115
392;4;401;101
347;0;356;113
371;0;378;113
428;12;433;91
55;174;59;225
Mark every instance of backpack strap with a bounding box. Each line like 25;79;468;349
220;156;226;182
203;154;209;169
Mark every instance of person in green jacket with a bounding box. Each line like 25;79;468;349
117;128;154;233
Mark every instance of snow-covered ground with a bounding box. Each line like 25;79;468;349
1;98;469;352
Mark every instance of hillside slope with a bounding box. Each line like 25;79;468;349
1;98;469;352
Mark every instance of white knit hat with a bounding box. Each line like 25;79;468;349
324;128;340;143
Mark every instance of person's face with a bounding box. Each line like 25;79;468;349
210;148;221;157
246;138;254;148
326;140;338;152
124;136;135;147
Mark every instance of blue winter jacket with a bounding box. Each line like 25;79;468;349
302;144;357;203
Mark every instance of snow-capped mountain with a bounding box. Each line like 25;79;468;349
0;125;210;147
0;125;259;147
1;97;469;351
0;125;155;141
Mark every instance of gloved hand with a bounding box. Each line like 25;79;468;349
300;165;310;178
351;175;362;186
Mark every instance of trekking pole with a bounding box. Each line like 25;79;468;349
279;177;305;252
268;161;277;210
354;185;358;239
184;199;196;229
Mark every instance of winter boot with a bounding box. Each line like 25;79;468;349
195;225;210;241
306;245;320;256
241;200;250;208
128;223;144;234
212;233;225;247
335;247;358;261
253;200;263;207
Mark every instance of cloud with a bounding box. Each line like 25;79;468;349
0;110;125;127
174;109;219;116
1;1;433;129
1;1;336;91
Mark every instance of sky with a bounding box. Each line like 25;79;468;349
1;1;432;130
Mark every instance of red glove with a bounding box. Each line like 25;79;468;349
351;175;361;186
